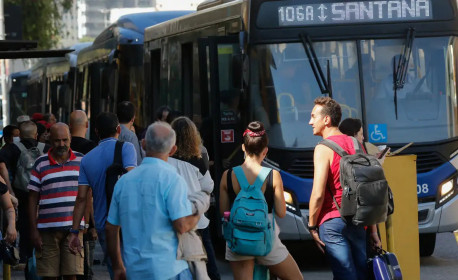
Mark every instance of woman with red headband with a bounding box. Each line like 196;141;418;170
219;121;302;280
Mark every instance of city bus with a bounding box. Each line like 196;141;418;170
76;11;192;139
25;43;91;123
143;0;458;256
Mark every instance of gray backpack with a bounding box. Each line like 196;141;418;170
13;142;45;192
320;137;389;226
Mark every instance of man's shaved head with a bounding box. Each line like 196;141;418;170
19;121;37;139
70;110;88;127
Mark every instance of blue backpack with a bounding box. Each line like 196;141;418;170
223;166;274;256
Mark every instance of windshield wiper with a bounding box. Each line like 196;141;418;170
299;33;333;97
392;28;415;119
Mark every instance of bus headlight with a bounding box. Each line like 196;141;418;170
284;191;294;204
283;190;301;216
440;180;453;197
437;178;457;207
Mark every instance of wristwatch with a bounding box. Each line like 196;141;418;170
307;224;319;232
69;228;79;234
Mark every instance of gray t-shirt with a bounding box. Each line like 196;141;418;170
119;124;143;165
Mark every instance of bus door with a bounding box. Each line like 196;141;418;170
198;35;245;231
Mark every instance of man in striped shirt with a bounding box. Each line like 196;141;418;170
28;123;85;279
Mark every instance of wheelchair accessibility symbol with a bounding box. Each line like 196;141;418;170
368;124;387;143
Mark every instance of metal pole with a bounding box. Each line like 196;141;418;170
0;0;9;126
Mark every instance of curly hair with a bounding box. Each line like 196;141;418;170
171;116;202;159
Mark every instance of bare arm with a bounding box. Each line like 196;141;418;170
219;170;230;216
0;162;14;196
308;144;332;227
308;144;333;253
172;214;200;234
272;170;286;218
69;185;89;255
106;222;126;280
126;167;135;172
72;185;89;230
28;190;41;249
0;192;16;243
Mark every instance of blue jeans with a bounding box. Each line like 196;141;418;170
319;218;368;280
169;268;193;280
97;229;114;279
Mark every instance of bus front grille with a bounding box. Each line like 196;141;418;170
287;158;314;178
415;152;446;173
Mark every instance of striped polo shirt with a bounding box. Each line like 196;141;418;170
27;149;85;230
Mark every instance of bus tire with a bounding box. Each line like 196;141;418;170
419;233;436;257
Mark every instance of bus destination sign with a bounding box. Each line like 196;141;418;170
278;0;432;27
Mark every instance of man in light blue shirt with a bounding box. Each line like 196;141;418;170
106;122;199;280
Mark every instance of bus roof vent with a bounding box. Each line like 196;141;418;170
197;0;236;11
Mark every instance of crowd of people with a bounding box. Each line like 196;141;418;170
0;97;386;280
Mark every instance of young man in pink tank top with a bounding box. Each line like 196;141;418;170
307;97;378;280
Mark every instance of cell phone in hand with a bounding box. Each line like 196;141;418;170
378;147;390;159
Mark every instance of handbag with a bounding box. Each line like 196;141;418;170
368;248;402;280
0;239;19;265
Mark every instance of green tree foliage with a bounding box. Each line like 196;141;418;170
5;0;73;49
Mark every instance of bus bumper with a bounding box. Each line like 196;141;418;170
278;209;312;240
418;194;458;233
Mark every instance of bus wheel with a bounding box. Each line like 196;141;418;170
419;233;436;257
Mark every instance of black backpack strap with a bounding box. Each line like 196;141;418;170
319;139;348;157
227;168;235;207
114;141;124;165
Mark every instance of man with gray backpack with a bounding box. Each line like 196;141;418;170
0;120;50;271
308;97;387;280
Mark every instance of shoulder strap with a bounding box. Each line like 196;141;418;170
113;141;124;165
36;142;45;153
13;142;27;153
233;166;272;191
233;166;250;190
253;167;272;189
319;139;348;157
351;137;363;154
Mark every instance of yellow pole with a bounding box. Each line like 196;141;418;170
3;264;11;280
382;155;420;280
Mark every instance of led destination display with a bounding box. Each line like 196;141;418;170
278;0;433;26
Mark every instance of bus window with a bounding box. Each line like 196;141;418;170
361;37;455;143
250;41;362;149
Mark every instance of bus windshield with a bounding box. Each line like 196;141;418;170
361;36;457;144
250;37;458;149
249;41;362;149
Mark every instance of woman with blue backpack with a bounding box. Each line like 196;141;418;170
219;121;302;280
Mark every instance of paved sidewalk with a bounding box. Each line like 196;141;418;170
1;242;110;280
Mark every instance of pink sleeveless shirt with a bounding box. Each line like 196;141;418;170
317;134;356;225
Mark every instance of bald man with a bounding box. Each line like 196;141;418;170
69;110;97;155
28;123;85;279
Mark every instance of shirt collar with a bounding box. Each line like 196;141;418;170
99;137;117;144
48;148;77;165
142;157;168;165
